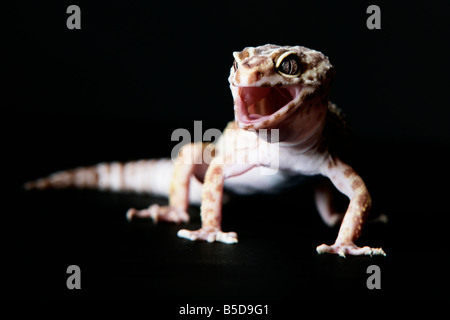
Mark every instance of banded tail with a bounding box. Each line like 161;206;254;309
25;159;175;198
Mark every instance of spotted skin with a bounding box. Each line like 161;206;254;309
179;44;385;256
26;44;385;257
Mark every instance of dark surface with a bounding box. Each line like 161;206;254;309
3;118;449;301
7;0;450;303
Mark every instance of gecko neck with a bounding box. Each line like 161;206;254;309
272;98;328;152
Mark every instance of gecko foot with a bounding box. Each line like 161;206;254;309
177;227;238;244
316;242;386;258
126;204;190;224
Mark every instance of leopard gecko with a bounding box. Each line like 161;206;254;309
25;44;386;257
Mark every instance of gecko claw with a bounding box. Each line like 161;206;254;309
364;248;386;257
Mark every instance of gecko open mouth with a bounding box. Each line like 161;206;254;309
235;85;303;125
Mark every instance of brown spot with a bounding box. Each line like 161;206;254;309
236;50;249;61
357;192;371;211
202;190;215;203
211;166;223;177
242;56;266;69
202;208;213;215
263;120;269;126
205;165;223;185
309;52;323;67
201;208;214;222
351;179;363;191
344;167;355;178
235;72;241;84
327;160;336;169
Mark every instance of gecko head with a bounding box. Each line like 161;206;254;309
229;44;335;131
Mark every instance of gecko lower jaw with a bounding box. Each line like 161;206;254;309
233;85;303;128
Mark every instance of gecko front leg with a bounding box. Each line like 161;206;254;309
316;158;386;257
178;157;255;244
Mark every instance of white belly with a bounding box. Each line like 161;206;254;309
224;167;307;195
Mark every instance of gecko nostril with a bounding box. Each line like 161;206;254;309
256;72;263;81
248;71;262;84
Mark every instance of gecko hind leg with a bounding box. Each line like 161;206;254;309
126;204;189;224
125;177;203;224
127;142;208;224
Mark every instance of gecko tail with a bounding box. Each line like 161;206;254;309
24;159;175;197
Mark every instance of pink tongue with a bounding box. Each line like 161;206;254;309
240;87;271;107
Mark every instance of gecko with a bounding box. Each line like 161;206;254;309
25;44;385;257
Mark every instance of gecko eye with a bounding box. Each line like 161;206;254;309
276;53;301;77
233;60;239;72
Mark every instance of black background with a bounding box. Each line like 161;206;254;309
6;0;450;302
